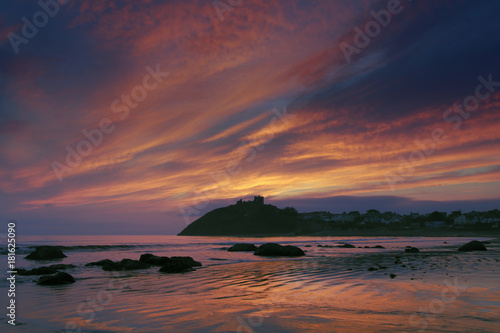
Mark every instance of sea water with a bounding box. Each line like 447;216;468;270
1;235;499;332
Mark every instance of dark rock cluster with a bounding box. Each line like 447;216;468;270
25;246;67;260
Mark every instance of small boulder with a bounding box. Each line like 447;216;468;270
228;243;258;252
458;240;487;252
158;256;202;273
102;259;151;271
120;259;151;270
139;253;171;266
18;266;59;276
405;247;420;253
49;264;76;270
170;256;202;267
390;274;397;279
25;246;66;260
85;259;114;267
373;245;385;249
101;262;122;271
254;243;305;257
38;272;75;285
337;243;355;248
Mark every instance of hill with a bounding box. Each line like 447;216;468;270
178;196;299;236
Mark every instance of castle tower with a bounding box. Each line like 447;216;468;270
253;195;264;205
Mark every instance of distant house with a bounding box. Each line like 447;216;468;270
390;216;402;223
466;215;481;224
454;214;483;225
454;215;467;225
340;214;354;222
299;211;334;221
363;215;380;223
332;214;343;222
381;218;390;225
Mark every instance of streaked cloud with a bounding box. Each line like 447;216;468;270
1;0;500;234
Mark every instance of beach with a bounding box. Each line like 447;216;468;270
1;236;499;332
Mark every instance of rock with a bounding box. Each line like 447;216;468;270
49;264;76;270
368;267;378;271
85;259;114;267
101;262;124;271
405;247;420;253
227;243;258;252
170;256;202;267
305;245;312;247
25;246;67;260
364;246;370;248
390;274;397;279
159;261;194;273
102;259;151;271
87;258;151;271
458;240;487;252
158;256;202;273
18;267;59;276
38;272;75;285
373;245;385;249
254;243;305;257
139;253;171;266
337;243;355;248
120;259;151;270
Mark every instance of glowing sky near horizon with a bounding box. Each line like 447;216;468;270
1;0;500;234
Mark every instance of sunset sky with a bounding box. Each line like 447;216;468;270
1;0;500;235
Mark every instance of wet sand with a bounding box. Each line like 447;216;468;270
2;236;499;332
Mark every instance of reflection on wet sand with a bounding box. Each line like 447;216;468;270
8;244;499;333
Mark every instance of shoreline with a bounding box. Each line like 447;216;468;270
178;228;500;238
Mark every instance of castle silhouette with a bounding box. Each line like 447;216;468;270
236;195;264;206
